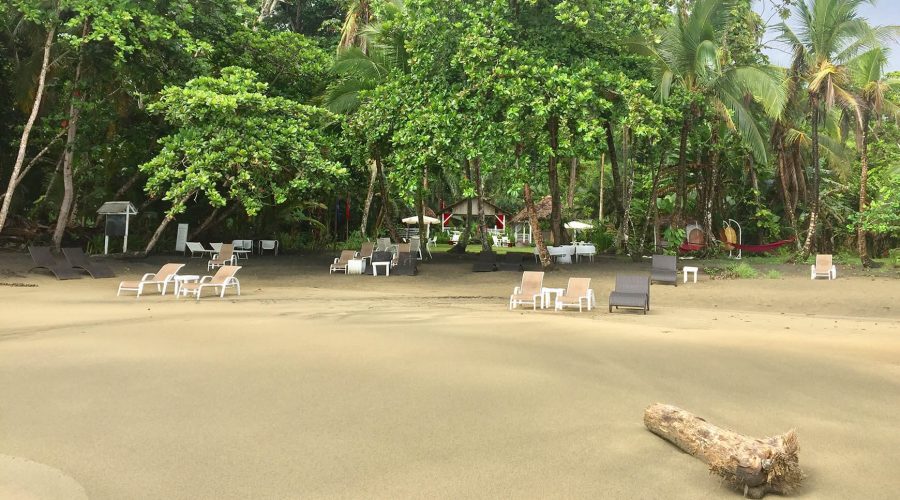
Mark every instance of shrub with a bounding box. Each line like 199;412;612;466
765;269;782;279
730;262;759;279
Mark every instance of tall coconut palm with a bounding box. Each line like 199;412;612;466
777;0;892;257
848;46;899;265
630;0;786;229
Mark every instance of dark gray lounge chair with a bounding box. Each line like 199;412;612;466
608;274;650;314
650;254;677;286
393;252;418;276
62;247;115;278
28;246;81;280
365;251;393;275
473;250;497;272
498;252;525;272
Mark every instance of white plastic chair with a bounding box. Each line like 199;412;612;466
811;254;837;280
576;244;596;262
258;240;279;255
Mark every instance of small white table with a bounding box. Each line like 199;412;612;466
347;259;365;275
174;274;200;295
541;287;565;309
372;261;390;276
683;266;699;283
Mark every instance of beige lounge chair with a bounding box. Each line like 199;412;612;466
509;271;545;310
359;242;375;264
178;265;241;300
392;243;410;266
330;250;357;274
117;263;185;298
555;277;594;312
208;243;236;270
811;254;837;280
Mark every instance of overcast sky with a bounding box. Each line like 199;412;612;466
753;0;900;72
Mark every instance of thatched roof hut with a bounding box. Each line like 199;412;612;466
510;195;552;224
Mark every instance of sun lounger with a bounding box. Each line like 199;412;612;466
178;265;242;300
28;246;81;280
366;251;393;276
555;277;594;312
392;252;418;276
375;238;392;251
650;254;677;286
609;274;650;314
473;250;498;272
359;242;375;264
62;247;115;278
811;254;837;280
258;239;279;255
185;242;214;258
330;250;357;274
117;263;185;297
208;243;236;271
509;271;544;310
498;252;525;272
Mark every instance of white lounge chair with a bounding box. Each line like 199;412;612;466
575;244;596;262
117;263;185;298
555;277;594;312
178;265;242;300
811;254;837;280
509;271;545;310
185;242;213;258
258;239;279;255
330;250;357;274
208;243;236;270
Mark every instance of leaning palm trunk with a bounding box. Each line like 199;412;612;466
144;194;193;255
525;182;552;269
359;159;377;236
474;158;490;252
801;96;821;259
857;122;872;267
0;25;56;235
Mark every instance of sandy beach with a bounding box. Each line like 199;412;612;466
1;251;899;499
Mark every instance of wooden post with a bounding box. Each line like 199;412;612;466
644;403;803;498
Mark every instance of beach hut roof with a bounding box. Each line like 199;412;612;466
443;198;503;216
510;195;552;223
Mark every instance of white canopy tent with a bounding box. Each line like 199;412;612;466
564;220;593;241
401;215;440;238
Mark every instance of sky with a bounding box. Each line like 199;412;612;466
753;0;900;72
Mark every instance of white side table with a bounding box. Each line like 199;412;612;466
541;287;565;309
347;259;365;275
174;274;200;295
372;261;390;276
683;266;699;283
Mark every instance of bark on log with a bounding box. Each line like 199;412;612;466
644;403;803;498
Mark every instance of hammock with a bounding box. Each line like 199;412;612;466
679;237;795;254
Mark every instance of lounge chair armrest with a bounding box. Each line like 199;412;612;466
200;276;214;284
141;273;156;281
512;286;522;294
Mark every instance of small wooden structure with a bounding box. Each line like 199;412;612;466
441;198;506;232
96;201;138;255
509;195;552;245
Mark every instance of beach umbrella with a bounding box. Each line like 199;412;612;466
564;220;593;241
401;215;440;238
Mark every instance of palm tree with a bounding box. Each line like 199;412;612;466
630;0;786;231
778;0;890;257
848;46;899;265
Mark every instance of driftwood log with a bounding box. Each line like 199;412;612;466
644;403;803;498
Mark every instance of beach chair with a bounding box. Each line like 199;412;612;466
210;242;223;253
608;274;650;314
498;252;525;272
27;246;81;280
555;277;594;312
409;237;423;260
117;263;185;298
178;265;242;300
392;244;411;266
811;254;837;280
425;236;436;258
359;242;375;264
509;271;545;310
62;247;115;278
393;252;418;276
650;254;677;286
258;239;279;255
473;250;498;272
208;243;236;271
185;242;213;258
375;238;392;252
330;250;357;274
367;251;393;276
575;244;596;263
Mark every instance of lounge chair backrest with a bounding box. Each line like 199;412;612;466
565;277;590;297
218;243;234;259
815;254;832;271
520;271;544;295
210;242;223;252
397;243;410;253
615;274;650;294
154;263;185;281
211;265;241;284
652;255;677;271
260;240;277;250
186;242;205;252
409;238;420;252
28;246;56;266
376;238;391;251
338;250;356;264
61;247;90;265
360;242;374;258
371;251;393;263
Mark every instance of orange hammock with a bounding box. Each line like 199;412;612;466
679;237;795;254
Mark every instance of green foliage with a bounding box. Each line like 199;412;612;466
141;67;345;218
764;269;782;279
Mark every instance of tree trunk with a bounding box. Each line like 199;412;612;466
857;119;872;267
547;115;565;244
0;25;56;235
359;159;377;236
189;203;238;240
416;165;430;261
450;159;473;254
640;150;665;252
801;96;820;258
375;153;400;243
143;194;192;255
674;111;693;228
566;157;578;209
703;123;720;246
644;403;803;499
474;157;490;252
93;170;142;227
598;153;605;221
776;136;797;231
525;182;552;269
0;128;66;203
603;122;622;223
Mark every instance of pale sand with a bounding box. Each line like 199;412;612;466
1;252;899;499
